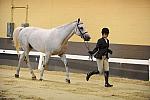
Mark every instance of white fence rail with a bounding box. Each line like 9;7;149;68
0;49;150;81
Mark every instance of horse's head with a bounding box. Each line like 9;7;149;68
74;18;91;41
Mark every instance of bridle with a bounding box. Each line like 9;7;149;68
76;22;87;38
76;22;93;61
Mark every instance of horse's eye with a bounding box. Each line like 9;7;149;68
80;27;83;30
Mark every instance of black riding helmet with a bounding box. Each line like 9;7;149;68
102;28;109;35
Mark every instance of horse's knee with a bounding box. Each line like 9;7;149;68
65;62;69;66
24;56;28;63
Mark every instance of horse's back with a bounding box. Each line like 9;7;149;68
19;27;51;52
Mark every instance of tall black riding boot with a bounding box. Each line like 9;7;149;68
104;71;113;87
86;70;99;81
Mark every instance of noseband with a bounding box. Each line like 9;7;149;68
76;21;93;61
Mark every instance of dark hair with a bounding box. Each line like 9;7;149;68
101;28;109;35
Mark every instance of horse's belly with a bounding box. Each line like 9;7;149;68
52;45;68;56
52;49;64;56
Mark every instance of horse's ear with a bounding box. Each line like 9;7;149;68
77;18;80;23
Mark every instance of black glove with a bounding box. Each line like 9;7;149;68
88;51;93;55
108;49;113;54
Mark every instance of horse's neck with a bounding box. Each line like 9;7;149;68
57;22;77;45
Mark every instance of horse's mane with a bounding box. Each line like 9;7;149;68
55;21;77;29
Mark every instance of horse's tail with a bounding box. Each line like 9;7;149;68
13;27;24;55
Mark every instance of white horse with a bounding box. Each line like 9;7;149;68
13;18;90;83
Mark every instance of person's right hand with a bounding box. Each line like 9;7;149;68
88;51;93;55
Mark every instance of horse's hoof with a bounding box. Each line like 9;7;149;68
66;79;71;84
39;79;43;81
15;74;19;78
32;76;36;80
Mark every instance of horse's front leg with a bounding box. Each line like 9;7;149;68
60;54;70;83
39;53;50;81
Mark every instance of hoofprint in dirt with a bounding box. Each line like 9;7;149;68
0;65;150;100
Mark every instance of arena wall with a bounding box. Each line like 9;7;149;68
0;38;149;81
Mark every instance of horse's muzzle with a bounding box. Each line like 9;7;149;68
83;33;91;41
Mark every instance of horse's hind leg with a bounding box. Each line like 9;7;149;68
25;47;36;80
15;51;25;78
60;54;70;83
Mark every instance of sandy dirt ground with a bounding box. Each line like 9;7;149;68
0;65;150;100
